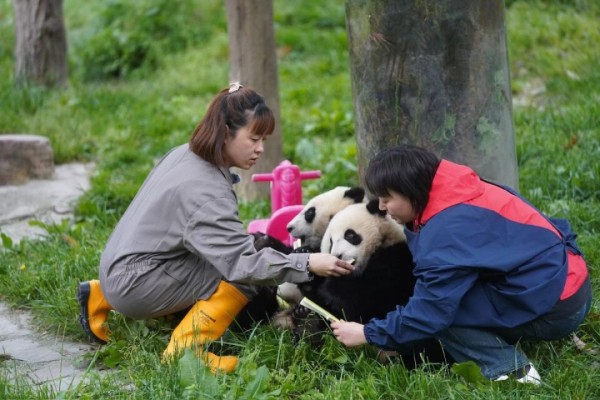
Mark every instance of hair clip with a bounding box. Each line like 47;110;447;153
228;82;243;93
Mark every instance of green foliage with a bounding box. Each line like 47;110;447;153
451;361;488;387
74;0;224;81
178;351;278;399
274;0;353;158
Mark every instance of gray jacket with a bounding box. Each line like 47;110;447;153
100;144;311;297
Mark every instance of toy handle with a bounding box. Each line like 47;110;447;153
252;173;274;182
252;170;320;182
299;171;321;180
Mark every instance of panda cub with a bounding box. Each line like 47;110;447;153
297;199;416;325
279;186;366;304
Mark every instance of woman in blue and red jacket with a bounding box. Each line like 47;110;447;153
331;145;591;384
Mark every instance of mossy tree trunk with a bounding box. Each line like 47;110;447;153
13;0;68;88
345;0;518;188
226;0;282;202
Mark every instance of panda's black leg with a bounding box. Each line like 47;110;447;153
290;304;329;347
291;304;310;344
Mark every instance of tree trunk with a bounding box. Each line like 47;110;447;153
345;0;518;189
226;0;282;202
13;0;68;88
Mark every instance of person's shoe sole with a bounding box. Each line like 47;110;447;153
77;281;107;344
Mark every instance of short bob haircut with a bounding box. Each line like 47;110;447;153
365;145;441;216
189;85;275;166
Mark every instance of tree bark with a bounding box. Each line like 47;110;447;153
345;0;518;189
226;0;282;202
13;0;68;88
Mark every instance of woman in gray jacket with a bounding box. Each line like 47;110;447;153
78;83;354;373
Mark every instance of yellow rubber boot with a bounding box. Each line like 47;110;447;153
163;280;249;373
78;280;113;344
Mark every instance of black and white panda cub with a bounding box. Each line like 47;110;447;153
240;186;366;331
279;186;366;304
296;199;416;327
230;187;378;333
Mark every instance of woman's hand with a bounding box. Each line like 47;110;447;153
331;320;367;347
308;253;354;277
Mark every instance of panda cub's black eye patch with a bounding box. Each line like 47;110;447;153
344;229;362;245
304;207;316;223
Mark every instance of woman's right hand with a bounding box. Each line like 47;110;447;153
308;253;355;277
331;320;367;347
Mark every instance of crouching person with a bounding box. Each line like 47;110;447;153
77;84;354;373
331;144;591;385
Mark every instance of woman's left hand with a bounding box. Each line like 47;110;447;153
330;320;367;347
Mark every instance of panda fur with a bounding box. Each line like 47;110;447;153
233;232;317;332
297;199;415;324
230;233;292;332
281;186;366;304
287;186;366;252
292;199;449;367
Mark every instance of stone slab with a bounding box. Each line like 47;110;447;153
0;162;94;244
0;134;55;185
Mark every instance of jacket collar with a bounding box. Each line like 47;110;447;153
218;165;240;186
417;160;485;227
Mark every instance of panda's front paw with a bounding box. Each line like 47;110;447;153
292;304;311;320
291;245;314;254
252;233;293;254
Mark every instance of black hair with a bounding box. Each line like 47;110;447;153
365;145;441;215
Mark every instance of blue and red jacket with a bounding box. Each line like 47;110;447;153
364;160;589;349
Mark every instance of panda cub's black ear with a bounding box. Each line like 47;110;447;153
344;187;365;203
366;198;386;217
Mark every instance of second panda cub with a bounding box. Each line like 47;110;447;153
279;186;366;304
296;199;416;328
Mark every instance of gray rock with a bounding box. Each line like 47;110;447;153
0;162;94;244
0;134;55;185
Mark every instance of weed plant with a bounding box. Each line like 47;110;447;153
0;0;599;398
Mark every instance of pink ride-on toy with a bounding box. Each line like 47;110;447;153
247;160;321;247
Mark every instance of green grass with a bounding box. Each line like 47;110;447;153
1;0;599;398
